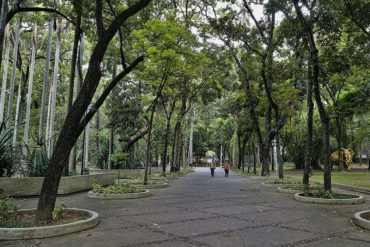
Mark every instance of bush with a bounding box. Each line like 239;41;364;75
52;204;66;221
0;196;19;219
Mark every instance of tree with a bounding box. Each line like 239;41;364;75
36;0;152;223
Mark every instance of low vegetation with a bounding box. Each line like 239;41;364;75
92;183;144;194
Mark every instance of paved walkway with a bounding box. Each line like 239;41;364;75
2;168;370;247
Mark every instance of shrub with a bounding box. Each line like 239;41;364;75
92;183;144;194
52;204;66;221
0;196;19;219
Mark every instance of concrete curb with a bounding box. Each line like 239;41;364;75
0;208;99;240
354;210;370;230
249;176;278;180
136;183;169;189
277;187;302;194
87;190;150;199
260;182;278;188
294;192;365;204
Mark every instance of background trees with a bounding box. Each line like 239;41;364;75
0;0;368;222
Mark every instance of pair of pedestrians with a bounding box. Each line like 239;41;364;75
209;159;230;177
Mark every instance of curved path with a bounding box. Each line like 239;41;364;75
2;168;370;246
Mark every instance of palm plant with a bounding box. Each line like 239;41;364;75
0;122;13;177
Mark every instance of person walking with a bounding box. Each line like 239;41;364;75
224;160;230;178
210;158;216;177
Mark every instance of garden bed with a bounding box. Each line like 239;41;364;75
294;192;364;204
115;179;169;189
88;183;150;200
0;208;99;240
354;211;370;230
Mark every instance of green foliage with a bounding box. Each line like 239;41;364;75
0;123;13;177
92;183;144;194
0;196;19;219
28;140;49;177
52;204;66;221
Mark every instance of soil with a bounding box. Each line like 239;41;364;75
0;210;90;228
361;212;370;221
302;192;359;199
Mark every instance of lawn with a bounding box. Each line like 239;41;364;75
285;170;370;189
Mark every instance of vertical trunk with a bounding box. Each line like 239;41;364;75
0;0;9;72
108;126;113;170
83;115;89;169
304;64;313;185
276;134;283;179
45;82;52;155
95;109;100;165
0;24;10;123
39;21;52;142
12;72;22;147
144;107;155;184
22;27;36;142
7;19;21;127
162;118;171;172
162;104;174;173
47;21;61;157
335;115;343;171
66;11;82;175
237;133;242;169
293;0;331;190
107;59;116;170
253;142;257;175
22;24;37;174
188;107;194;166
271;145;274;172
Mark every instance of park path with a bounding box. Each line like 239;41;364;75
2;167;370;247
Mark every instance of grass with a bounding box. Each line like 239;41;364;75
285;170;370;189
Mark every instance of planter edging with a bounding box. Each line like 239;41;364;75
0;208;99;240
294;192;365;204
88;189;150;199
354;210;370;230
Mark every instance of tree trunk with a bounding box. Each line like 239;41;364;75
12;72;23;147
293;0;331;190
304;62;313;185
188;106;194;166
108;126;113;170
0;0;9;72
335;115;344;171
161;100;176;173
7;19;21;127
47;21;61;157
0;24;10;123
95;109;100;166
39;21;52;142
66;10;82;176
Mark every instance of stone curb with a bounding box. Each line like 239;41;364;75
260;182;278;188
87;190;150;199
249;176;278;180
277;187;302;194
294;192;365;204
354;210;370;230
0;208;99;240
136;183;169;189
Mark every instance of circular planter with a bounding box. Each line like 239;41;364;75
354;211;370;230
136;182;169;189
0;208;99;240
294;192;365;205
88;189;150;199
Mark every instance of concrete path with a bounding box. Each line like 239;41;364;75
2;168;370;247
